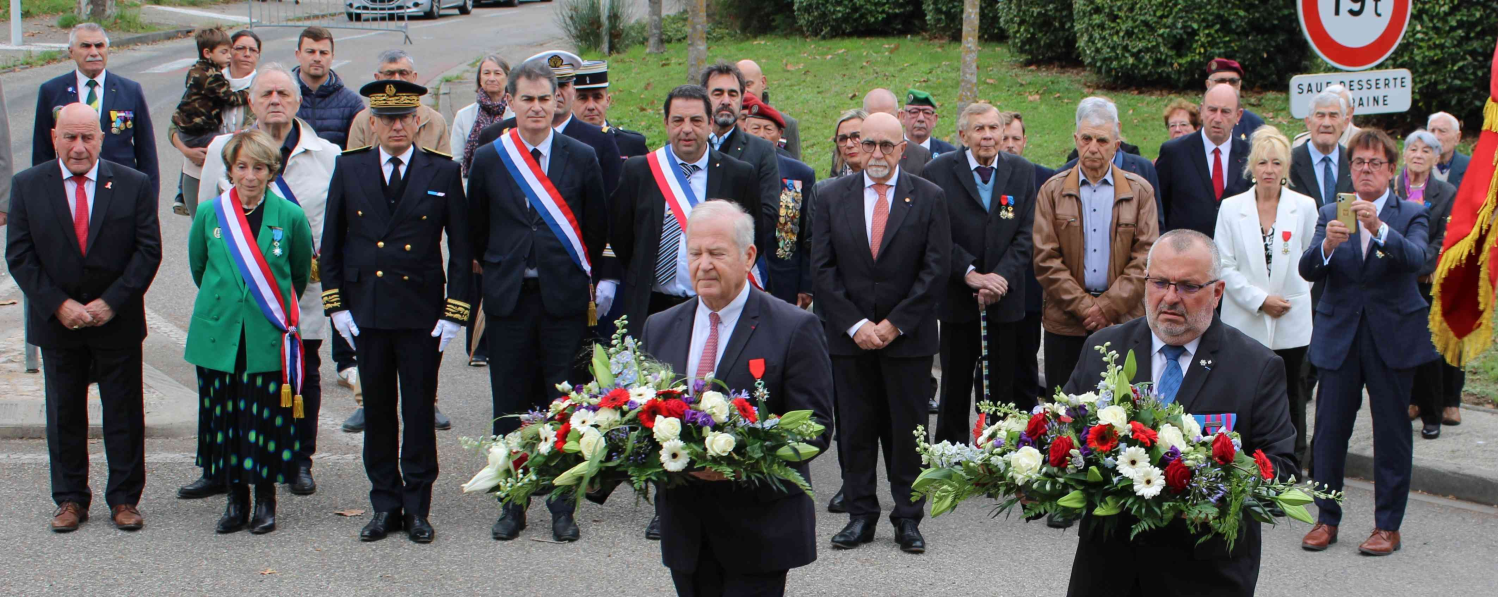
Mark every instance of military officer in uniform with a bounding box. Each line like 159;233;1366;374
320;80;471;544
571;60;648;159
740;92;815;309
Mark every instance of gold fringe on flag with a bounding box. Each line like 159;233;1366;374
1429;98;1498;366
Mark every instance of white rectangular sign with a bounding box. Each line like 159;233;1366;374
1289;69;1412;119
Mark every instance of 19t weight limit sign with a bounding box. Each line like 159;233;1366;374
1298;0;1411;71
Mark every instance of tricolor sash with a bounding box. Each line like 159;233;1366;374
644;145;765;289
214;188;306;419
492;129;592;276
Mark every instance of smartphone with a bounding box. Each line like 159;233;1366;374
1336;193;1357;230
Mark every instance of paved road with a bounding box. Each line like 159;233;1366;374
1;5;1496;595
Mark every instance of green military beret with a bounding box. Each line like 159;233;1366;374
906;88;936;108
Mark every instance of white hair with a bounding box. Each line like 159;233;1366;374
686;200;754;253
1146;229;1222;281
1428;111;1460;132
1307;89;1347;115
251;62;302;105
1075;97;1120;136
69;23;109;48
1405;129;1443;158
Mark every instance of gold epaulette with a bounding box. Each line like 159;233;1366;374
421;146;452;158
444;298;471;322
342;145;373;154
322;289;343;312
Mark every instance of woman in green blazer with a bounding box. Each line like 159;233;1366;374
186;130;313;535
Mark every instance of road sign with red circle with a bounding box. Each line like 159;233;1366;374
1298;0;1412;71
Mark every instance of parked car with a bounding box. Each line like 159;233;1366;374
346;0;472;20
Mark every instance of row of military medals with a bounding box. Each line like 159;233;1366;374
998;195;1015;219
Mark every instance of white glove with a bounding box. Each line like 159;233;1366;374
432;319;463;352
331;310;359;349
595;279;618;316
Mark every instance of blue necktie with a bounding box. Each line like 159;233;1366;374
1321;156;1336;206
1158;345;1186;404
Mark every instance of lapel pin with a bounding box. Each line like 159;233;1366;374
104;181;112;190
904;197;911;203
1376;250;1385;259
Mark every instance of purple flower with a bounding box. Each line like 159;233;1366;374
627;400;640;411
1017;433;1034;448
691;379;708;395
1159;446;1182;467
683;409;715;429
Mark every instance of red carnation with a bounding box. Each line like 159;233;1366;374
972;413;988;444
732;397;759;423
639;400;662;429
510;451;529;472
1048;435;1075;468
1025;413;1049;441
555;410;568;422
1086;425;1118;453
1129;421;1158;447
1253;449;1274;480
554;422;572;452
659;399;689;420
1164;458;1192;493
1211;432;1236;465
599;388;631;409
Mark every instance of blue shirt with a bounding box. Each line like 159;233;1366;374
1307;143;1340;197
1079;168;1115;292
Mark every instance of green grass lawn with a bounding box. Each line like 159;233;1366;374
1462;347;1498;407
595;36;1300;175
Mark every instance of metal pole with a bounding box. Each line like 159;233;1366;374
11;0;23;47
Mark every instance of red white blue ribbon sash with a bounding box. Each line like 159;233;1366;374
214;188;304;399
645;145;764;289
493;129;592;276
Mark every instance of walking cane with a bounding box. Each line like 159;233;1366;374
979;300;990;404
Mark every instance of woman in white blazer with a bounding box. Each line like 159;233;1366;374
1214;125;1318;466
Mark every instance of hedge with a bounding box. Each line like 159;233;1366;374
1371;1;1498;131
998;0;1076;64
1072;0;1305;89
792;0;922;39
923;0;1006;42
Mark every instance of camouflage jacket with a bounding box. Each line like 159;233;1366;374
171;58;249;135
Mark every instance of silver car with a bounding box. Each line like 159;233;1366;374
346;0;473;20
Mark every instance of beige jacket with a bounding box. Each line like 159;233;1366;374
345;104;450;155
1033;164;1159;337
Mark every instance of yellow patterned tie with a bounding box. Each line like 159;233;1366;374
85;80;100;111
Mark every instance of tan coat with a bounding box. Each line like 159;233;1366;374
1033;163;1159;337
345;104;451;154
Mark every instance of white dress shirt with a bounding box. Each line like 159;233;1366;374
1149;332;1202;389
554;115;573;136
75;69;106;114
60;159;99;219
378;145;416;184
654;148;712;297
848;168;904;339
1202;129;1231;178
520;129;554;173
687;282;751;380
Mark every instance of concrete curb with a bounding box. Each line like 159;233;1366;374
1345;450;1498;507
113;27;196;49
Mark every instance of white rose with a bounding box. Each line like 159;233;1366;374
578;427;606;460
1075;391;1099;406
569;409;597;429
699;391;730;423
1180;415;1203;441
629;386;656;404
1098;405;1130;433
1157;424;1187;451
1002;415;1029;434
1007;446;1044;483
705;431;737;457
653;416;682;443
593;407;621;430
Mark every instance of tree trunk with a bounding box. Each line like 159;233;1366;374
602;0;611;56
687;0;706;84
957;0;980;111
79;0;115;22
647;0;664;54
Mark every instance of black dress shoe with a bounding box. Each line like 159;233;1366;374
928;398;940;414
342;408;366;433
492;503;526;540
434;408;452;430
360;511;403;542
1047;512;1078;529
827;490;847;513
830;518;877;549
249;484;277;534
178;475;226;499
895;519;926;553
553;511;580;542
215;486;250;534
1421;423;1441;440
645;514;662;540
405;515;435;543
288;465;316;496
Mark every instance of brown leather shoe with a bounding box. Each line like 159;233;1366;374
1301;522;1338;551
1443;406;1462;426
111;505;143;531
1407;405;1420;421
51;502;87;533
1359;528;1400;555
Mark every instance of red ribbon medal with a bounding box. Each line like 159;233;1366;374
1281;230;1292;254
748;358;766;380
1282;231;1292;242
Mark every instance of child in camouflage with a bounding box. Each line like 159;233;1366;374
170;28;250;215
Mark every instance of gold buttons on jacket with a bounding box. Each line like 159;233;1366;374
403;276;410;281
376;271;384;278
377;242;385;248
358;210;364;216
404;245;411;251
421;215;428;220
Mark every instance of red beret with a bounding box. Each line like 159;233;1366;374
741;93;785;130
1207;58;1244;77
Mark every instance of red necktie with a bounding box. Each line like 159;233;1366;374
1211;148;1225;201
696;312;721;379
870;183;890;259
72;175;89;255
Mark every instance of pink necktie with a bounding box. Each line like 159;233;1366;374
696;312;721;379
1211;148;1224;201
870;183;890;259
72;175;89;255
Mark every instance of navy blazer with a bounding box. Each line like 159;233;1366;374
1156;132;1252;237
766;154;817;303
926;137;958;157
1298;194;1439;370
1231;108;1266;143
33;71;159;198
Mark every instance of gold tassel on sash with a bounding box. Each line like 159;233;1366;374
309;254;321;283
293;394;305;419
281;383;293;408
587;283;599;327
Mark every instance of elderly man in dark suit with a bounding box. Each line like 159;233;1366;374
924;102;1037;444
1299;129;1438;557
33;23;159;198
642;200;833;597
813;112;950;554
1062;229;1297;597
1156;85;1251;237
1428;111;1470;191
1289;90;1353;208
469;60;608;544
7;102;162;533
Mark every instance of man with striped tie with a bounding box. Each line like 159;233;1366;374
607;84;760;539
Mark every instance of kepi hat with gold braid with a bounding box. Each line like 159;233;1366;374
360;79;426;116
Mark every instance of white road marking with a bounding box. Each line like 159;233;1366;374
0;452;360;464
142;58;198;75
144;5;252;23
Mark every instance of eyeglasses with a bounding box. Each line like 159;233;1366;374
835;133;861;144
860;139;904;155
232;45;260;54
1146;277;1218;295
904;107;936;118
1209;76;1242;86
1350;159;1390;171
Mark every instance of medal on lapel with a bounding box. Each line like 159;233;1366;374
748;358;769;401
1282;230;1291;255
271;227;284;256
999;195;1015;219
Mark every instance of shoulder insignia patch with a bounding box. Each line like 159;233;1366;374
343;145;373;154
420;146;453;158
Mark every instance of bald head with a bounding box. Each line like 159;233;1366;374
736;60;766;96
1200;84;1241;145
54;103;103;175
863;88;898;116
859;112;904;182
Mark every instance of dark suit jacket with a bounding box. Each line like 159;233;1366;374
1442;151;1470;193
926;137;957;157
320;146;472;330
476;117;622;200
1288;143;1352;206
606;123;649;159
1398;176;1457;278
608;149;759;338
642;287;834;575
717;127;782;251
6;159;161;349
766;154;817;303
924;150;1036;323
1026;162;1057;313
810;170;950;357
1062;316;1298;574
1232;108;1266;143
33;71;159;198
468;133;607;318
900;142;930;178
1156;132;1251;237
1298;194;1438;370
